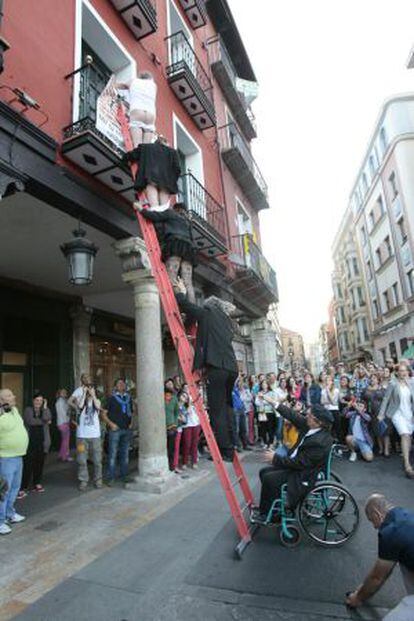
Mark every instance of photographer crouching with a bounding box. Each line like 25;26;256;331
0;388;29;535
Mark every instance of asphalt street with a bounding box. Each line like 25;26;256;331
13;452;414;621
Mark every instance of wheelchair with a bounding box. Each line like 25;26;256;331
252;444;360;548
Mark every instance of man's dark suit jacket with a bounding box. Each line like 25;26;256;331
273;404;334;507
176;294;238;373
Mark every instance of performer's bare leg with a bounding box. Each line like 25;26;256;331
165;256;181;284
181;260;195;303
146;184;159;208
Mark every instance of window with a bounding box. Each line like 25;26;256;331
344;332;349;350
372;299;379;319
389;341;397;362
236;200;253;236
174;116;204;213
352;257;359;276
392;282;400;306
369;155;376;178
340;306;345;323
350;289;356;310
346;261;351;279
400;338;409;356
379;127;387;155
408;270;414;297
384;235;392;259
357;286;365;306
361;317;369;342
380;348;387;364
362;172;368;193
367;260;373;280
382;290;391;312
375;247;382;268
389;171;398;199
361;225;367;246
337;283;343;299
368;210;375;231
397;217;407;244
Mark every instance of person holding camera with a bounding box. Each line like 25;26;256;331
0;388;29;535
69;373;103;491
21;392;52;494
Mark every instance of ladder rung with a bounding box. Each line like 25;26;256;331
229;475;243;489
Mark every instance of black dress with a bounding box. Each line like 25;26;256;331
141;209;197;265
128;143;181;194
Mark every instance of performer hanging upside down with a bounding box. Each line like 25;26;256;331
130;136;182;211
135;202;197;303
111;70;157;146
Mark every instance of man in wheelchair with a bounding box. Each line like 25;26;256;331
251;401;334;525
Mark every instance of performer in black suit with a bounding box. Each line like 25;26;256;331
252;402;334;523
174;278;238;462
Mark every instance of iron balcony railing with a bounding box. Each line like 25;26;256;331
209;37;256;127
165;31;213;104
218;122;268;198
232;233;278;297
178;172;226;242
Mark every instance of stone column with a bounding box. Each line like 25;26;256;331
114;237;170;492
251;318;279;375
70;305;92;387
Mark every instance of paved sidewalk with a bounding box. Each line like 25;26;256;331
0;455;213;621
5;452;413;621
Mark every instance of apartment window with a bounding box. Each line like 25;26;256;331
379;127;387;154
377;195;384;216
361;225;367;246
392;282;400;307
384;235;392;259
369;155;376;178
383;290;391;312
375;247;382;268
357;286;365;306
397;217;408;245
368;210;375;231
346;260;351;279
389;341;397;362
408;270;414;297
367;259;373;280
340;306;345;323
337;283;343;299
361;317;369;342
344;332;349;350
400;338;409;356
380;348;386;364
352;257;359;276
350;289;356;311
389;171;398;199
372;299;379;319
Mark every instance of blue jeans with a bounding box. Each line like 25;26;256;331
106;429;132;480
233;409;247;448
0;456;23;525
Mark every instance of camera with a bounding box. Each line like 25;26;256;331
0;403;12;414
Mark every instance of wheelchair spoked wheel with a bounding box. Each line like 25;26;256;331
298;482;359;547
278;524;302;548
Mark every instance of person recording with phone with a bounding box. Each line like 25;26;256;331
21;392;52;494
0;388;29;535
69;373;103;491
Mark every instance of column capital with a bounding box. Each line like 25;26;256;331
113;236;151;275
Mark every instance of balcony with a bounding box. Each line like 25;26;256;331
109;0;157;41
176;0;207;29
62;63;135;202
178;172;227;257
229;234;278;308
165;31;215;130
209;37;256;140
218;123;269;211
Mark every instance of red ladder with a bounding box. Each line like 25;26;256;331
117;103;255;558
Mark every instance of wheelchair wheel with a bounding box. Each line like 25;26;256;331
278;524;302;548
298;482;359;547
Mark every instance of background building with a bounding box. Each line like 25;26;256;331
0;0;279;420
281;327;306;372
305;341;323;376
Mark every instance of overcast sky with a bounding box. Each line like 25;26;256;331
228;0;414;344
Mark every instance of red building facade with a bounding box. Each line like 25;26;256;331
0;0;277;409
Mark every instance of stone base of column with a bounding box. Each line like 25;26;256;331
125;472;173;494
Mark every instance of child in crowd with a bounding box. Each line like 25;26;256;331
164;385;179;472
345;399;374;463
181;391;201;469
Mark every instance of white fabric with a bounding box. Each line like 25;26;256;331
71;387;101;439
392;384;414;436
129;78;157;115
55;397;70;426
289;428;321;459
129;119;155;132
321;387;340;410
383;596;414;621
184;404;199;428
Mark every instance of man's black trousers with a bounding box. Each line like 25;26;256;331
259;465;291;514
206;366;237;458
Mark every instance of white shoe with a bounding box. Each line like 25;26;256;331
349;451;357;463
8;513;26;524
0;523;12;535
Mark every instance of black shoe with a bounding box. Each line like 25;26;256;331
243;446;253;451
250;510;268;525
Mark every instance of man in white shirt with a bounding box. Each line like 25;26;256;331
69;374;103;491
